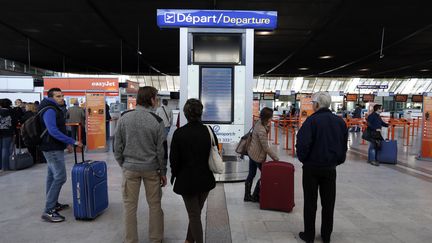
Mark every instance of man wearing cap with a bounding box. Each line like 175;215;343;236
296;92;348;243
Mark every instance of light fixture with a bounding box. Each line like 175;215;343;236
255;31;273;36
137;50;142;55
319;55;333;59
359;68;370;71
419;69;430;72
298;67;309;70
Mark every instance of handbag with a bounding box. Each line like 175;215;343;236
235;127;253;156
9;135;33;170
206;125;224;174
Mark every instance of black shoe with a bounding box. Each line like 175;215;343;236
298;232;313;243
41;210;65;223
55;203;70;212
321;236;330;243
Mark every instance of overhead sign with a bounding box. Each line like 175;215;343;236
44;78;119;92
157;9;277;29
357;85;388;89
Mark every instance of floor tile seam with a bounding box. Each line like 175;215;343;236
349;149;432;183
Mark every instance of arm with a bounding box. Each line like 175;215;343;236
156;122;167;176
43;109;76;145
169;131;180;184
295;119;313;163
113;119;125;166
257;126;279;161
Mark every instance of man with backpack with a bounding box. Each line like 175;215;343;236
38;88;83;222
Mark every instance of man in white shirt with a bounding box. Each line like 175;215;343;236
156;99;173;137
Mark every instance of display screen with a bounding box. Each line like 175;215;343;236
253;93;261;100
263;93;275;100
412;95;423;103
346;94;358;102
200;67;233;123
394;95;408;102
362;94;375;102
193;34;242;64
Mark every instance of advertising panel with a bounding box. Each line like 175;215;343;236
421;96;432;159
86;93;106;150
127;96;137;110
299;94;313;126
126;80;139;94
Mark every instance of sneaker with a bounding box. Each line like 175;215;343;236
370;161;380;166
41;210;65;223
55;203;70;212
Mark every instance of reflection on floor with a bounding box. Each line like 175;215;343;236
1;125;432;243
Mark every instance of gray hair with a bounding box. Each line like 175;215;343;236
312;92;332;109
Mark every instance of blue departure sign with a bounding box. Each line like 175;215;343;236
157;9;277;29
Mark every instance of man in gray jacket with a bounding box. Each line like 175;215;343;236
114;86;167;243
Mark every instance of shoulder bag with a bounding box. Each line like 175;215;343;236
206;125;224;174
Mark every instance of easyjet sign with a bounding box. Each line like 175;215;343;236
44;78;119;92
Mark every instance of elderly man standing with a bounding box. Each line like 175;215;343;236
296;92;348;243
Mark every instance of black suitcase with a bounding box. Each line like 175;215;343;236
9;134;33;170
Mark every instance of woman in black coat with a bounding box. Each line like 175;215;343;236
169;98;218;243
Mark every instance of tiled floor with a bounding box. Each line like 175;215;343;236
1;126;432;243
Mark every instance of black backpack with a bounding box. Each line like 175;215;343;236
21;106;57;146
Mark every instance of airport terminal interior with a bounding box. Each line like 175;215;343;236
1;1;432;243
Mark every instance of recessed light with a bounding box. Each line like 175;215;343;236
319;55;333;59
23;28;40;33
420;69;430;72
255;31;273;36
298;67;309;70
359;68;370;71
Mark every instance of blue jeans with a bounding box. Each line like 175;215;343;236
246;158;262;183
368;142;376;162
43;150;67;212
0;136;13;170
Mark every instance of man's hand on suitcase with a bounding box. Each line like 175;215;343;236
74;141;84;147
160;176;167;187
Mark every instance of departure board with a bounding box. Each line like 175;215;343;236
200;67;234;123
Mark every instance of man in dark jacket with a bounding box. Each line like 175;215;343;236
39;88;83;223
366;104;389;166
350;104;363;132
296;92;348;243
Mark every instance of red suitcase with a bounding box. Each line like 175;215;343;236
260;161;295;212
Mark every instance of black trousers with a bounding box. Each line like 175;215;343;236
181;192;209;243
302;167;336;241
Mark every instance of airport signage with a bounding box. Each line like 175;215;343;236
357;85;388;89
157;9;277;29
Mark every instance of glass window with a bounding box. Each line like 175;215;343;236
275;79;283;91
256;78;264;92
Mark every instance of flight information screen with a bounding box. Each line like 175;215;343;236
200;67;234;123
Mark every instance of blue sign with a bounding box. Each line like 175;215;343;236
157;9;277;29
357;85;388;89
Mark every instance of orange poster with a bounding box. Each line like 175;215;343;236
299;94;313;126
127;96;137;110
253;100;260;117
421;96;432;159
86;93;106;150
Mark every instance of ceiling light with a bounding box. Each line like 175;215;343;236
419;69;430;72
319;55;333;59
359;68;370;71
255;31;273;36
298;67;309;70
137;50;142;55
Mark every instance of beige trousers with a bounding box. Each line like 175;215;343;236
122;169;164;243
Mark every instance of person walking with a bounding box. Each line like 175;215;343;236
0;99;18;171
156;99;173;160
114;86;167;243
296;92;348;243
366;104;389;166
39;88;83;222
66;100;86;145
169;98;218;243
244;107;279;202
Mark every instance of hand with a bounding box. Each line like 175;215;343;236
160;176;167;187
376;129;381;132
75;141;84;147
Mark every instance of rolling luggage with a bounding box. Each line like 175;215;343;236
260;161;295;212
9;134;33;170
376;140;397;164
71;147;109;220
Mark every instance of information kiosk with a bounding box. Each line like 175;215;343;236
157;9;277;181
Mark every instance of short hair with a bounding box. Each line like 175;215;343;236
260;107;273;123
137;86;158;107
312;92;332;109
48;88;62;97
0;98;12;108
162;99;168;106
183;99;203;122
373;104;382;112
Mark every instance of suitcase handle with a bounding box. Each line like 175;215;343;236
73;145;85;164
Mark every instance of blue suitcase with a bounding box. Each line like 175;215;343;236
71;147;109;219
377;140;397;164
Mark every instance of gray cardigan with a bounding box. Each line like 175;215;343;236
114;105;167;175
